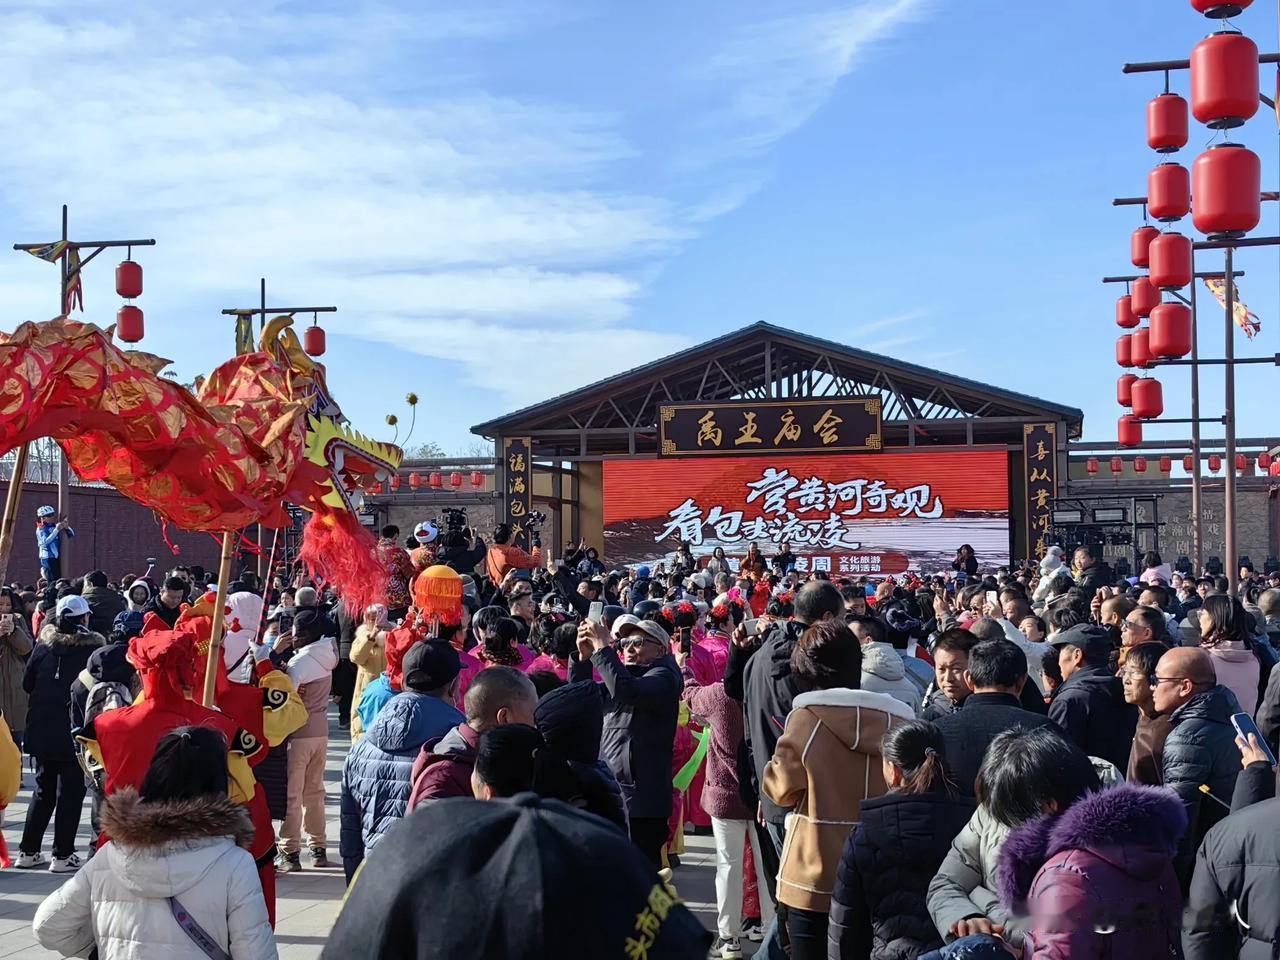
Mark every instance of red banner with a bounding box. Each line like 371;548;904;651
603;451;1009;571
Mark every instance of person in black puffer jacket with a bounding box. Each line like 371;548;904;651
1152;646;1243;889
828;720;975;960
18;596;105;871
80;571;126;639
534;679;627;831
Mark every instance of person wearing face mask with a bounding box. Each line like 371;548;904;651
574;614;682;869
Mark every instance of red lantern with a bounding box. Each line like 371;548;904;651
1118;417;1143;448
1117;334;1134;368
1184;454;1195;472
1117;373;1138;407
1110;455;1125;475
1148;163;1191;222
1115;294;1139;329
470;471;484;487
1191;0;1253;17
303;324;326;357
115;260;143;299
1191;31;1259;129
1260;453;1274;470
1149;232;1192;290
1159;455;1173;473
1131;327;1154;369
1131;225;1160;267
115;305;144;343
1131;277;1160;318
1134;456;1148;473
1131;377;1164;420
1209;454;1223;472
409;472;422;489
449;471;462;488
391;474;402;491
1193;143;1261;237
429;472;443;489
1150;301;1193;358
1086;457;1099;476
1236;454;1248;472
1147;93;1189;153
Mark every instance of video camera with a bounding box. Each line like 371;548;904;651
526;510;547;531
440;506;468;535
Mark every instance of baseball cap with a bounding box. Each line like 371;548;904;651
1047;622;1114;656
636;565;651;580
401;640;461;691
615;618;671;648
56;594;91;619
112;610;145;636
322;794;711;960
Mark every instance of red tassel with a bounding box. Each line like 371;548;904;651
158;517;182;556
297;509;387;615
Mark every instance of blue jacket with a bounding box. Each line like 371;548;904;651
36;522;72;560
340;691;463;867
355;673;396;733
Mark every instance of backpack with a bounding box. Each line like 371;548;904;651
77;679;132;787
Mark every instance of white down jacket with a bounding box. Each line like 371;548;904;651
32;788;277;960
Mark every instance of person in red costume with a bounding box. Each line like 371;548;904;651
78;594;306;926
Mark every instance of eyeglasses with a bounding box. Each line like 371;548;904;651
619;636;659;650
1151;675;1189;686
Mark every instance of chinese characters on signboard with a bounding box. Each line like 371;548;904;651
502;436;533;550
656;465;944;552
1023;423;1058;561
659;398;881;457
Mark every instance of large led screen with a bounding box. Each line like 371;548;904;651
603;451;1009;574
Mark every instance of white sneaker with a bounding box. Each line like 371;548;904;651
49;853;84;874
715;937;743;959
14;852;47;869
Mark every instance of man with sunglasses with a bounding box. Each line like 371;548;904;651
574;613;681;870
1152;646;1243;887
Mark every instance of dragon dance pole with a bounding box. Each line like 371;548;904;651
0;444;31;583
200;530;237;708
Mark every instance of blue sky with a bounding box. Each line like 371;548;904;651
0;0;1275;455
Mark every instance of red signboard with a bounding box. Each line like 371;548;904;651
603;451;1009;571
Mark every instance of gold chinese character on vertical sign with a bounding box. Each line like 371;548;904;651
1033;488;1050;509
1035;535;1048;559
1034;440;1050;461
508;452;526;472
509;475;526;494
1029;467;1051;483
813;408;843;445
735;411;763;445
696;411;722;448
773;408;801;445
509;499;527;517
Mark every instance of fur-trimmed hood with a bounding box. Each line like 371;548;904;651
101;787;254;850
98;787;255;900
38;622;106;650
997;783;1186;908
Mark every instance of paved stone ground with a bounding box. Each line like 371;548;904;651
0;708;756;958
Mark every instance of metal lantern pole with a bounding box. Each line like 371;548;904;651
3;205;156;583
1223;247;1238;592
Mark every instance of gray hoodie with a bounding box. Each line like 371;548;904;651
859;642;921;714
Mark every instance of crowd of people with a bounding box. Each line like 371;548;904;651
4;519;1280;959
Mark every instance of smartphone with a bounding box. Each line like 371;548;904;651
679;628;691;655
0;613;11;629
1231;712;1278;766
845;597;866;617
985;590;999;608
588;601;604;625
743;618;760;637
277;612;294;634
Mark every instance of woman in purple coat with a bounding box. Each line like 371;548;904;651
996;781;1186;958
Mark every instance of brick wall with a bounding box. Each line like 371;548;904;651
6;482;226;587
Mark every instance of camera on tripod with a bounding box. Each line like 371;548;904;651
526;510;547;530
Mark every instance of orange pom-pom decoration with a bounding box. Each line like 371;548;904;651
413;564;464;626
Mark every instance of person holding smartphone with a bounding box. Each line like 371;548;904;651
0;586;34;749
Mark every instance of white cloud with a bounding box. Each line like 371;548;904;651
707;0;929;153
0;1;931;436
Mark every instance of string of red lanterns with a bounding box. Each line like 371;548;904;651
115;258;144;343
1081;452;1272;475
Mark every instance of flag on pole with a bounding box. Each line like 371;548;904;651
22;240;67;263
1203;276;1262;338
62;248;83;314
